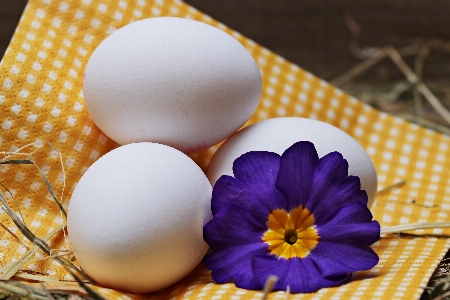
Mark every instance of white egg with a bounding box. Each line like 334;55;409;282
67;142;212;293
207;117;378;207
83;17;262;153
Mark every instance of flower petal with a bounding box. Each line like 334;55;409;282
211;151;287;218
205;140;380;293
321;201;376;227
251;255;289;288
276;141;319;210
211;175;245;216
205;243;267;271
310;241;379;277
319;222;380;246
312;176;368;224
318;202;380;245
252;255;350;293
204;204;267;248
204;243;267;290
280;258;351;293
306;152;348;211
311;202;380;276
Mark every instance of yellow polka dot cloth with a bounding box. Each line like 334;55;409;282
1;0;450;299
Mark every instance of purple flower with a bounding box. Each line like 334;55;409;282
203;141;380;293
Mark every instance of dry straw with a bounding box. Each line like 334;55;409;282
332;15;450;136
0;143;103;299
330;18;450;297
1;144;449;300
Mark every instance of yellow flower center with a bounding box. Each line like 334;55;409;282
262;206;319;259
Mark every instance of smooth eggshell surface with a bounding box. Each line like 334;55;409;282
207;117;378;208
67;142;212;293
83;17;262;153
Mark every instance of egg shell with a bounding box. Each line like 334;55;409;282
83;17;262;153
207;117;378;207
67;142;212;293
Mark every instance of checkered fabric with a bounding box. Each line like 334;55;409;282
1;1;450;299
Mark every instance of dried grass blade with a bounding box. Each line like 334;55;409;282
399;114;450;136
0;182;26;223
13;272;60;283
284;286;290;300
42;283;90;294
376;180;406;195
330;48;387;86
0;158;67;218
0;159;34;165
0;248;37;280
0;222;29;250
0;191;47;251
416;83;450;124
0;224;64;280
343;14;363;59
54;258;90;283
413;46;429;122
0;192;89;281
0;280;49;300
384;47;450;125
433;290;450;300
0;143;40;162
39;282;54;300
32;162;67;218
381;222;450;234
67;270;104;300
261;275;278;300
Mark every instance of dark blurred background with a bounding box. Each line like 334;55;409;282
1;0;450;129
1;0;450;79
185;0;450;81
0;0;28;58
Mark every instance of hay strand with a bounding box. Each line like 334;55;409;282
0;224;64;280
0;280;49;300
66;270;104;300
0;191;89;281
0;279;94;299
13;272;60;283
381;222;450;234
334;14;450;131
261;275;278;300
0;222;29;250
376;180;407;195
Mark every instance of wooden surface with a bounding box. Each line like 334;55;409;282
183;0;450;80
1;0;450;80
0;0;28;59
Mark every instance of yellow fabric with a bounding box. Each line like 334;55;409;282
1;0;450;299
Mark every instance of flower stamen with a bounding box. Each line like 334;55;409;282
284;229;298;245
262;206;319;259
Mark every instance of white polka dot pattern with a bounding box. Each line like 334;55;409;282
1;0;450;299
